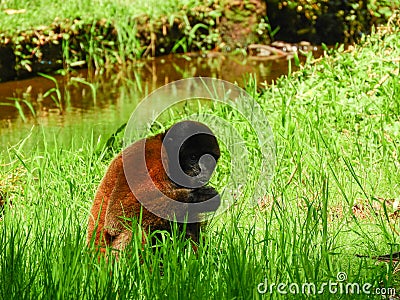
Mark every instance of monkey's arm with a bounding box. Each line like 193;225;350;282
104;176;140;237
87;154;122;247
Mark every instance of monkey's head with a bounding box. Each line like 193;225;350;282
162;121;220;189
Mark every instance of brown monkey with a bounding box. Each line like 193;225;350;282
87;121;220;253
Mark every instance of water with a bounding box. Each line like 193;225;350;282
0;52;316;150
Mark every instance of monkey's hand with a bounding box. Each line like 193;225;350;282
188;186;220;212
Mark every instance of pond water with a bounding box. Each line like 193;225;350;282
0;51;318;151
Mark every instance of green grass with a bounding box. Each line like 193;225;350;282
0;0;202;35
1;18;400;299
0;0;222;69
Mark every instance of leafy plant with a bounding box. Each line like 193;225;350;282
39;72;63;112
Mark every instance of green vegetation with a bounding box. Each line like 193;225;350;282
0;0;268;79
0;0;203;34
0;0;227;79
1;0;398;82
1;13;400;300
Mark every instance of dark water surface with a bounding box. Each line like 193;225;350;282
0;52;315;150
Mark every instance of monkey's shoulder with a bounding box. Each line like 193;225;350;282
122;134;163;160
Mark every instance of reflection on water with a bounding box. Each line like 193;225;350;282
0;52;316;149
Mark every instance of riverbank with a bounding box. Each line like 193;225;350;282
1;0;397;83
0;0;269;82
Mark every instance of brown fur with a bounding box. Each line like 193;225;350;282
87;122;220;253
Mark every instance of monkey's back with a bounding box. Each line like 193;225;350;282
87;135;189;252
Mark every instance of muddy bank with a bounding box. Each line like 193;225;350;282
0;1;269;82
0;0;382;82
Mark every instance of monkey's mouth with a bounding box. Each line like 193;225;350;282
190;175;211;187
170;170;212;189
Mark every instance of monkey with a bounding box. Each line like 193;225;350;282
87;120;220;254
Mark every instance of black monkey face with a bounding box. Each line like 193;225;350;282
162;121;220;189
179;134;220;183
